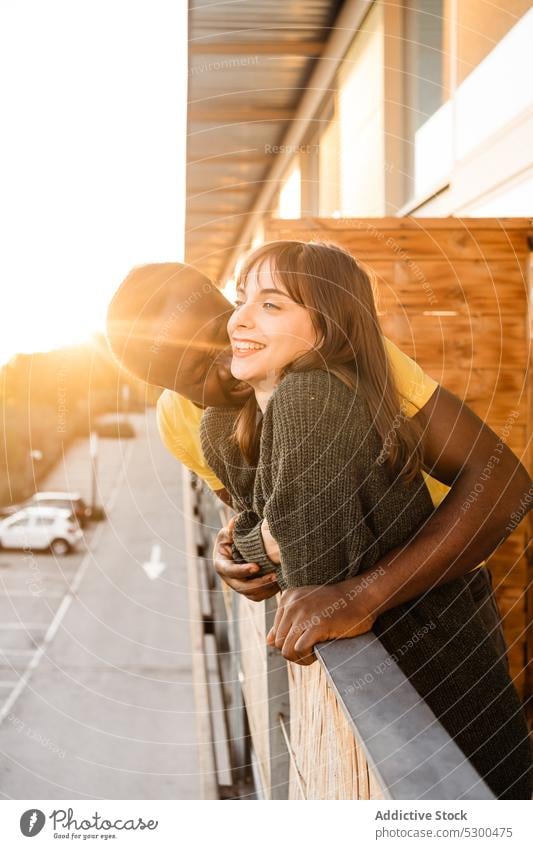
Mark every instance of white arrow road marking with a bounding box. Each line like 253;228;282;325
142;543;166;580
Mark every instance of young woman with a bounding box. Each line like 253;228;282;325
199;239;532;799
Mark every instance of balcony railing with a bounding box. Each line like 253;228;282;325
183;471;495;800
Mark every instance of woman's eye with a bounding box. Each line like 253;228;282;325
263;301;279;311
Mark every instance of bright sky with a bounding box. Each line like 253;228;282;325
0;1;187;365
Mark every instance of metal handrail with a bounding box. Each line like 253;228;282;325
315;636;494;799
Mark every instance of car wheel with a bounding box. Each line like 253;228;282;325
50;538;70;556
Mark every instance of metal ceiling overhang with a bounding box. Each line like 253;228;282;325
185;0;346;285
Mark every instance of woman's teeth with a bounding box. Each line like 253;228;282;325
233;342;266;351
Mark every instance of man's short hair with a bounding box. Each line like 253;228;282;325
108;262;213;355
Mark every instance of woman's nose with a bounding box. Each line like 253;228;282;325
231;301;256;329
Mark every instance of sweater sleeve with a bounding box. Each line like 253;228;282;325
261;370;379;589
231;511;278;574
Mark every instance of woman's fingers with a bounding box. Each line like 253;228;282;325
260;518;281;564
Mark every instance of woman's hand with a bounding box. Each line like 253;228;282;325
266;579;377;665
260;518;280;564
213;516;280;602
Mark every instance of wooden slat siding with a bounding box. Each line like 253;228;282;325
489;535;528;584
265;218;532;703
266;228;531;261
237;597;270;795
286;661;385;799
378;314;525;370
268;218;532;231
372;261;528;315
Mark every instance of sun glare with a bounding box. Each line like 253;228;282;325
0;0;187;367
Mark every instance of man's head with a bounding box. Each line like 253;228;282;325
106;262;253;407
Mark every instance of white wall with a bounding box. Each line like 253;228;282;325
414;8;533;216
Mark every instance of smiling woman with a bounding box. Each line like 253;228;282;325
227;239;427;477
228;254;319;403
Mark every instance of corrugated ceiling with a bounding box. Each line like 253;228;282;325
186;0;344;284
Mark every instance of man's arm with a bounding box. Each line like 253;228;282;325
268;386;533;663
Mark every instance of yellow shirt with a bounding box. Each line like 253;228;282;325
156;337;451;510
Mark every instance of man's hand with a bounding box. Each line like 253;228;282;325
266;580;377;665
213;516;280;602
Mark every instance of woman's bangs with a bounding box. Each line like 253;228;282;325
237;245;304;304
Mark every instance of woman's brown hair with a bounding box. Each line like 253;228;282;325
231;239;425;483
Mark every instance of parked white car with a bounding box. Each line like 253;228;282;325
0;507;83;556
29;491;91;527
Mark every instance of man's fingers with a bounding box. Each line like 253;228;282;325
243;584;280;603
267;597;286;644
215;558;262;580
278;626;300;660
268;589;305;647
223;574;278;595
291;628;320;664
273;607;298;650
278;626;316;666
214;518;236;549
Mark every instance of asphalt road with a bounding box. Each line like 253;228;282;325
0;410;202;799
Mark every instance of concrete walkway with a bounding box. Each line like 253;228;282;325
0;410;201;799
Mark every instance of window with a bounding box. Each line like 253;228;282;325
277;159;301;219
404;0;446;136
403;0;450;202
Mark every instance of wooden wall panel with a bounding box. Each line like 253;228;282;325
371;260;528;316
266;217;532;702
268;217;531;259
379;314;526;370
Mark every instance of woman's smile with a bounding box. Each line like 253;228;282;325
231;337;267;358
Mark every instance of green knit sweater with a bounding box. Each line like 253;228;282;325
200;368;435;590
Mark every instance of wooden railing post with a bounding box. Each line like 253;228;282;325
264;597;291;799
